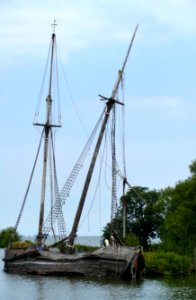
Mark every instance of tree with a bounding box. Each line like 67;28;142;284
123;186;163;249
102;186;163;250
102;159;196;255
160;160;196;255
0;227;21;248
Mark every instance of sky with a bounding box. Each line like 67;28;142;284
1;0;196;237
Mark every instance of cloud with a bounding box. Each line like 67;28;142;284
0;0;110;65
1;0;196;235
1;0;196;65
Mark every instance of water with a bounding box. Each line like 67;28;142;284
23;235;101;247
0;248;196;300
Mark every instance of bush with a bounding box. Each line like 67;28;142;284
123;233;140;246
10;240;35;249
55;242;98;253
144;251;192;275
0;227;21;248
74;244;98;253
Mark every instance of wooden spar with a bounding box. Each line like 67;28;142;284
68;99;115;247
37;31;56;244
3;24;145;281
122;178;126;239
68;24;139;247
110;24;138;99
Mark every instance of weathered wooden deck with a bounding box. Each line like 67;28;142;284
4;246;145;280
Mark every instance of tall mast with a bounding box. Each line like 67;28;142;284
68;24;138;247
36;21;60;244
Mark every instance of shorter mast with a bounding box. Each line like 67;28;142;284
68;99;117;247
110;24;138;221
68;24;138;247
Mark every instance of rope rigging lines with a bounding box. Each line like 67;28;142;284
14;24;139;243
34;42;51;125
78;128;107;231
58;49;89;138
111;105;118;219
14;129;44;232
50;130;66;239
42;108;105;237
33;37;61;128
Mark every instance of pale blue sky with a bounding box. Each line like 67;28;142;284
1;0;196;236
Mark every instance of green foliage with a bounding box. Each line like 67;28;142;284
160;160;196;256
101;223;112;246
189;159;196;175
102;186;164;250
101;159;196;258
74;244;98;252
10;240;35;249
0;227;21;248
145;251;192;275
56;242;98;253
124;187;163;249
124;232;140;246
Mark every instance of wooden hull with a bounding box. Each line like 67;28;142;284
3;246;145;280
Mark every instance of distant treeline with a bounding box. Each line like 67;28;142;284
102;159;196;257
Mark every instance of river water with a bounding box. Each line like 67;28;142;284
0;247;196;300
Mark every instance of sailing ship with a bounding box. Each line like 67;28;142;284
4;22;145;280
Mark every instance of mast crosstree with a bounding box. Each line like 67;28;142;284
13;23;138;246
34;23;62;244
68;24;139;247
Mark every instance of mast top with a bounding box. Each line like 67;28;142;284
111;24;139;99
52;19;57;34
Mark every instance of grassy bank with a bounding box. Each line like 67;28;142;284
144;251;193;276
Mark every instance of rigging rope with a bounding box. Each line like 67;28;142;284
111;72;128;203
55;42;62;126
34;42;52;124
42;107;105;236
51;38;62;127
78;129;107;230
103;118;118;193
49;135;56;240
50;130;67;239
58;52;88;137
116;168;147;203
120;73;127;179
14;129;44;232
111;105;117;219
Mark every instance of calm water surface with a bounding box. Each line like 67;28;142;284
0;249;196;300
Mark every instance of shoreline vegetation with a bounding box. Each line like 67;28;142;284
1;159;196;278
144;250;193;276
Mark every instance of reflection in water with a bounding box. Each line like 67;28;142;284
1;272;196;300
